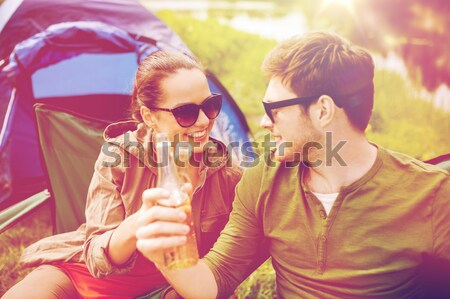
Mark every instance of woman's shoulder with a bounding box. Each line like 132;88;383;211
205;141;243;184
215;163;243;184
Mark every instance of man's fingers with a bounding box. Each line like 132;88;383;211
180;183;193;196
136;222;190;238
138;206;186;226
136;236;187;253
142;188;170;207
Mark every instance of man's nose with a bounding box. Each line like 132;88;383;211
260;113;273;129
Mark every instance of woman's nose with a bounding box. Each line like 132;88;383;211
194;109;210;128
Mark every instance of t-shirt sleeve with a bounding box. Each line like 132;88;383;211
431;174;450;259
425;173;450;296
202;162;269;298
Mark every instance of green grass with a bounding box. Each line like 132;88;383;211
233;260;277;298
0;202;52;296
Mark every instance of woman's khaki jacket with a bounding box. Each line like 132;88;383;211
20;121;242;278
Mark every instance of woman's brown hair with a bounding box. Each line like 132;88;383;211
130;51;203;122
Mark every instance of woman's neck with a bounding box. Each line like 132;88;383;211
188;152;203;190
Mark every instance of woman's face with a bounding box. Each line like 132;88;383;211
143;68;216;153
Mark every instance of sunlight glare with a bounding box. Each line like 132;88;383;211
322;0;355;14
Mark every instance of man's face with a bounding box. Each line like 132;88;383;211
260;77;322;163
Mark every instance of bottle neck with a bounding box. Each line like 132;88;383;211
155;140;176;185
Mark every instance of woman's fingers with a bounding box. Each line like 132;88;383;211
136;221;190;239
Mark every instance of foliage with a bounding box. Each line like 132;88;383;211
369;71;450;160
157;10;450;160
230;259;277;299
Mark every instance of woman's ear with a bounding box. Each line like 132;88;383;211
140;106;156;128
315;95;335;128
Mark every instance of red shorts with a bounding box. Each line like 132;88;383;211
55;254;167;299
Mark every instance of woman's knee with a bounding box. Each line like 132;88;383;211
2;265;77;299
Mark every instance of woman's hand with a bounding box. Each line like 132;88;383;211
136;188;190;266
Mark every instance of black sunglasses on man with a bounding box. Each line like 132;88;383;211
262;95;320;123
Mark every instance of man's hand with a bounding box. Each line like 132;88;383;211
136;188;190;266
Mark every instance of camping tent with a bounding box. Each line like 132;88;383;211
0;0;253;230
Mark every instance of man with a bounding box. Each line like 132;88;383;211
135;32;450;298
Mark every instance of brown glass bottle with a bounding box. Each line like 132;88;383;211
154;133;199;270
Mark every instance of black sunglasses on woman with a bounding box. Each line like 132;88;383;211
148;94;222;128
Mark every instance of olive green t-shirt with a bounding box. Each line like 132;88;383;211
203;146;450;299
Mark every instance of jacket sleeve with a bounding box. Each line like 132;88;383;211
82;145;137;278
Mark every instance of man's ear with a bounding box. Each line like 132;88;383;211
140;106;156;128
313;95;335;128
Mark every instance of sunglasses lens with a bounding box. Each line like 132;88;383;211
173;105;199;127
202;95;222;119
171;94;222;127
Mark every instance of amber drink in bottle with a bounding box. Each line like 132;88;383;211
154;133;199;269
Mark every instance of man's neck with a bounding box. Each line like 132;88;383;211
304;136;378;194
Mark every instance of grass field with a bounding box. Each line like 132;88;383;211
0;202;52;296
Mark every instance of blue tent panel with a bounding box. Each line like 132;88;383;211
10;102;43;179
32;53;138;98
0;0;191;60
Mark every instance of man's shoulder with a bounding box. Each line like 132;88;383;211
379;147;449;193
382;147;449;177
241;152;293;180
238;154;298;197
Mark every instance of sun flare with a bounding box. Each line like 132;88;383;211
321;0;355;14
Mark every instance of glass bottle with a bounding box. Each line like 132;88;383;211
154;132;199;269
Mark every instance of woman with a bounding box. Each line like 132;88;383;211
4;51;242;299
